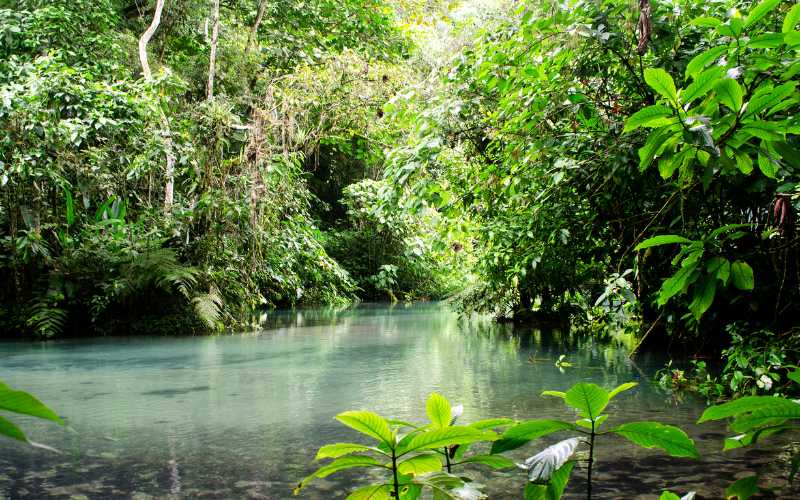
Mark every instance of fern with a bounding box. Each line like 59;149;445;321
26;301;67;338
192;285;223;330
121;248;200;297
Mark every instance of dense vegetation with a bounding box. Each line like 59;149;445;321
1;0;799;382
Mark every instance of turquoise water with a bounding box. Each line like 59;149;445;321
0;303;790;498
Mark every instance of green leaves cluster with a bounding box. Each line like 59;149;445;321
298;383;700;499
295;393;507;499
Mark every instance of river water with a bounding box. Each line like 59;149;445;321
0;303;793;498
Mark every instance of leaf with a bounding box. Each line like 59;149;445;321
315;443;381;460
635;235;692;251
681;67;725;105
725;475;759;499
730;261;754;290
731;403;800;433
336;411;395;447
757;152;779;178
690;17;722;28
639;127;678;170
608;382;638;400
689;274;717;320
295;456;385;493
657;262;700;306
397;453;443;476
426;393;452;429
346;484;391;500
645;68;678;103
524;462;574;500
715;79;743;111
610;421;699;458
458;454;515;469
540;391;566;399
520;438;581;483
467;418;515;430
698;396;800;422
565;383;609;420
744;0;782;28
685;46;728;79
784;4;800;33
0;381;62;424
624;105;674;133
491;420;575;454
745;82;797;117
0;415;26;442
660;492;696;500
399;427;497;455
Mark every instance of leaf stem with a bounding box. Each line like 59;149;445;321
587;420;596;500
391;449;400;498
444;447;452;472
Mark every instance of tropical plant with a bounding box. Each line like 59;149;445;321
294;392;503;499
0;380;62;449
491;382;699;499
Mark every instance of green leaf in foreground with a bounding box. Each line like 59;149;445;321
524;461;574;500
398;426;496;455
644;68;678;103
0;381;63;424
336;411;395;447
564;383;609;420
635;234;692;251
425;392;451;429
698;395;799;422
609;421;699;458
491;419;575;454
295;456;386;493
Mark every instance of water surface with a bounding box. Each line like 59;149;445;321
0;303;793;498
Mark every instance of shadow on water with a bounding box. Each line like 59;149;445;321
0;302;795;498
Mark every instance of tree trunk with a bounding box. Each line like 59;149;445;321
245;0;267;55
138;0;175;211
207;0;220;100
138;0;165;80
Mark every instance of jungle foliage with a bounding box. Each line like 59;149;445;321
379;0;800;355
0;0;461;337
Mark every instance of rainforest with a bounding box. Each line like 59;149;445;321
1;0;800;498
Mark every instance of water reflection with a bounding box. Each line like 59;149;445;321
0;302;793;498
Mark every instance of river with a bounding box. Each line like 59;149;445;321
0;303;792;498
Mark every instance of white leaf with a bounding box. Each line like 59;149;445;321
518;437;581;483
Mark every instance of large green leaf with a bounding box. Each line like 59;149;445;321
398;426;496;455
426;393;451;429
0;382;62;424
784;4;800;33
608;382;638;400
336;411;395;447
635;235;692;251
457;454;515;469
491;419;575;454
624;105;674;133
657;262;700;306
315;443;384;460
681;67;725;105
644;68;678;103
397;453;443;476
565;383;609;420
731;404;800;433
610;422;699;458
295;456;385;493
730;261;754;290
346;483;391;500
467;418;515;430
744;0;782;28
698;396;798;422
715;79;743;111
685;46;728;79
0;415;26;442
688;274;717;320
725;475;760;499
